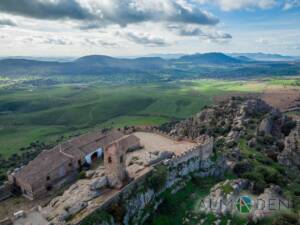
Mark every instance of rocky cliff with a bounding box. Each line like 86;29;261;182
158;97;300;224
79;145;226;225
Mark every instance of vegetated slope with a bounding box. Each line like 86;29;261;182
178;52;243;64
160;97;300;215
230;53;298;62
0;53;299;78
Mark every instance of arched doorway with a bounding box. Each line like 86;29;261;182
91;151;98;162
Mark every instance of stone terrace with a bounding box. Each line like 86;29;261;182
126;132;196;177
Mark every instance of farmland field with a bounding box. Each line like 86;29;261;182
0;77;300;159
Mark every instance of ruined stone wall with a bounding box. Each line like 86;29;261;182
105;142;127;188
77;137;223;225
122;126;195;142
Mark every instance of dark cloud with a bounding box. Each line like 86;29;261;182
124;32;168;46
0;0;219;28
0;0;91;20
0;18;17;26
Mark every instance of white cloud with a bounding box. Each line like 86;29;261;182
283;0;300;10
83;38;119;47
255;38;269;44
18;35;73;46
120;31;169;47
196;0;277;11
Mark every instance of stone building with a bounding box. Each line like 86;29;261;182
8;130;124;200
105;135;140;188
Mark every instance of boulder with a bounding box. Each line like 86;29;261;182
90;177;108;191
147;151;175;166
85;171;95;179
258;117;273;135
278;122;300;169
63;202;88;220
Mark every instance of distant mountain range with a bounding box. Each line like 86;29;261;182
229;53;300;62
0;52;299;79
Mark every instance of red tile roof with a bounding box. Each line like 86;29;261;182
13;130;124;187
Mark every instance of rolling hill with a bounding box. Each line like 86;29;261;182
0;53;299;79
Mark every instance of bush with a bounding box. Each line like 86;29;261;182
252;180;267;195
148;165;168;191
258;167;285;186
281;120;296;136
226;141;237;149
233;161;253;176
78;171;86;179
108;203;125;223
272;213;299;225
263;134;274;145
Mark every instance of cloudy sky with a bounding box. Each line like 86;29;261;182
0;0;299;57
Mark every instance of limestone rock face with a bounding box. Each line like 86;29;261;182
242;99;271;117
251;185;289;222
200;179;250;215
167;98;272;141
278;122;300;169
201;180;290;222
258;117;273;135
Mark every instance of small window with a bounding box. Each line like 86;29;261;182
46;176;50;181
120;155;123;163
46;185;52;191
68;162;72;167
108;156;112;163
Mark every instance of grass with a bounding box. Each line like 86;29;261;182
0;82;210;157
0;77;295;158
266;77;300;87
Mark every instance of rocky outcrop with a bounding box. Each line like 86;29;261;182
79;149;227;225
200;179;250;215
278;121;300;169
43;169;106;223
167;98;272;140
251;185;290;222
200;180;290;222
258;117;273;135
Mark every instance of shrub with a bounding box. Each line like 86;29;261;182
78;171;86;179
148;165;168;192
281;120;296;136
276;140;285;151
272;213;299;225
252;180;267;195
263;134;274;145
226;141;237;149
108;203;125;223
233;161;253;176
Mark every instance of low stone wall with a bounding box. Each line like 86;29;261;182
120;126;195;143
0;182;12;202
77;136;224;225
